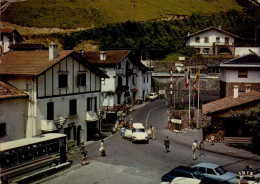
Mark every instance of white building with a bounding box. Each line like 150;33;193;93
0;44;108;146
219;53;260;98
185;26;238;55
83;50;152;108
0;28;23;55
0;82;29;143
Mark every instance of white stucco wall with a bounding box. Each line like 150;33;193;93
186;30;235;47
0;98;28;143
220;68;260;83
235;47;260;57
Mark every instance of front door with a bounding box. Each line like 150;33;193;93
87;121;97;141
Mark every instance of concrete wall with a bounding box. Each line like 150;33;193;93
235;47;260;57
0;98;28;143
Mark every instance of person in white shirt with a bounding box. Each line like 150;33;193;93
192;140;197;160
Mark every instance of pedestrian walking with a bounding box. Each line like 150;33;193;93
80;143;86;154
164;136;170;152
151;125;156;140
81;146;88;166
199;140;205;156
120;125;126;139
98;139;106;156
192;140;197;160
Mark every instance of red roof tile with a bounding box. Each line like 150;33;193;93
83;50;131;65
0;81;28;100
202;90;260;115
0;50;74;75
0;28;16;34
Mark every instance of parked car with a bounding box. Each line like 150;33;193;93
161;166;201;182
191;162;237;184
124;123;150;143
148;93;158;101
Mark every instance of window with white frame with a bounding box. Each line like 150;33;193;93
195;37;200;43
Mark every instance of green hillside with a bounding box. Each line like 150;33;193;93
3;0;242;28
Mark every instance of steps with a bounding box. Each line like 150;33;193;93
222;137;252;144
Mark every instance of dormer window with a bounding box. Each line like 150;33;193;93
216;37;220;43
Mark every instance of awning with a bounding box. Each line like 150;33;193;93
86;111;99;122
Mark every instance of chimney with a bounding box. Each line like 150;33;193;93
49;43;58;61
187;32;190;36
233;85;239;98
80;50;84;56
245;84;251;93
100;51;107;61
218;26;222;30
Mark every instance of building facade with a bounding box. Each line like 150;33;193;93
0;28;23;55
219;53;260;98
0;82;29;143
0;44;107;146
185;26;237;55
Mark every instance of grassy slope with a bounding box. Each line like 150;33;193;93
3;0;242;29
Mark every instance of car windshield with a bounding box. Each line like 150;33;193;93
133;128;145;132
215;166;227;175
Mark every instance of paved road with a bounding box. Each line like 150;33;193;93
40;99;260;184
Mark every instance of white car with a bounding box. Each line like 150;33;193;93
124;123;150;143
148;93;158;101
171;177;201;184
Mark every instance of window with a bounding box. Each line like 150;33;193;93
87;97;93;111
196;48;200;54
195;37;200;43
197;167;206;174
58;74;68;88
118;76;122;87
203;48;210;54
47;102;54;120
94;97;97;112
69;99;77;115
147;75;149;83
143;77;145;83
0;123;6;137
225;37;229;44
117;62;121;69
238;70;248;78
216;37;220;43
204;37;209;43
207;169;216;175
78;73;86;86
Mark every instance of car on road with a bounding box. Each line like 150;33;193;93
191;162;237;184
124;123;150;143
148;92;158;101
161;166;201;182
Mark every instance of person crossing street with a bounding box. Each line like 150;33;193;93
164;136;170;153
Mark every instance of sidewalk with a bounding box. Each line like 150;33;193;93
170;128;260;161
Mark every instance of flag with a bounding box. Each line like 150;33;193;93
185;70;190;89
193;69;200;85
193;85;197;92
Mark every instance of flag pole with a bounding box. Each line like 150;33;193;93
197;75;200;129
188;69;191;128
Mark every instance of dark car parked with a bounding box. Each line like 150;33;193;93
161;166;202;182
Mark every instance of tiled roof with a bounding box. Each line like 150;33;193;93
185;26;238;38
0;28;16;34
0;50;74;75
0;81;28;100
220;54;260;66
202;90;260;115
83;50;131;65
9;43;45;50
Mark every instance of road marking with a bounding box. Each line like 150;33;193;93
145;104;165;128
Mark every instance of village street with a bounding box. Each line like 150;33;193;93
39;99;260;184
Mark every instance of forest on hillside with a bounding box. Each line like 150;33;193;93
60;9;260;59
